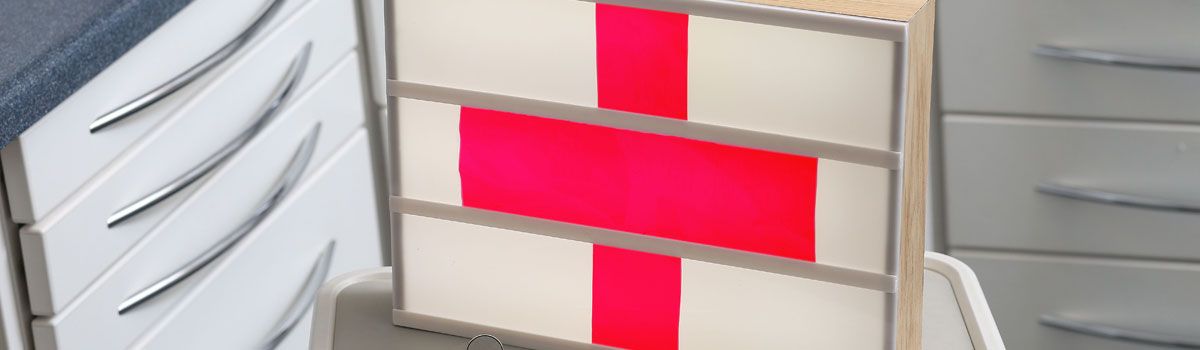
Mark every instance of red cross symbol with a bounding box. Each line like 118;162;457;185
457;5;820;349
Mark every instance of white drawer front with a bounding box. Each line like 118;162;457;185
29;129;378;350
21;52;366;316
956;250;1200;350
1;0;353;223
392;0;899;151
939;0;1200;122
396;97;894;274
944;115;1200;260
397;214;890;349
134;131;381;350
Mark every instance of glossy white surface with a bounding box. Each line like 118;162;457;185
133;132;381;349
30;126;374;349
0;0;319;223
24;55;365;326
18;0;360;316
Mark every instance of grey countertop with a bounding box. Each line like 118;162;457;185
0;0;194;149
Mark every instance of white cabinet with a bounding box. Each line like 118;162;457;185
18;0;360;313
0;0;384;347
1;0;322;223
137;132;380;349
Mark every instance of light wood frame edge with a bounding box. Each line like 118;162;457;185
897;3;935;350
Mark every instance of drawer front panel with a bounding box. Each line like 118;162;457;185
939;0;1200;122
398;213;890;348
392;0;899;151
944;115;1200;260
134;132;380;350
956;250;1200;350
30;129;378;350
21;53;366;316
1;0;354;223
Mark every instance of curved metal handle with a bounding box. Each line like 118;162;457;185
106;43;313;228
1040;314;1200;348
89;0;287;133
1036;182;1200;214
118;123;321;315
259;241;336;350
1033;44;1200;73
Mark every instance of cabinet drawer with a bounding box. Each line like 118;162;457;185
944;115;1200;260
392;0;900;151
21;53;366;316
133;132;381;350
939;0;1200;122
956;250;1200;350
29;130;379;350
1;0;354;223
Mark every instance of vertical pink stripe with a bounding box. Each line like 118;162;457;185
592;246;681;349
594;5;688;348
596;4;689;120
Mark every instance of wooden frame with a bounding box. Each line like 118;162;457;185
384;0;933;348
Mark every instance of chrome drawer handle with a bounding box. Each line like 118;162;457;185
117;124;320;315
1033;44;1200;73
1036;182;1200;214
1040;314;1200;348
89;0;287;133
106;43;313;228
260;241;336;350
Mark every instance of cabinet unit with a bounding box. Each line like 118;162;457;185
937;0;1200;348
0;0;386;347
21;0;361;314
1;0;316;224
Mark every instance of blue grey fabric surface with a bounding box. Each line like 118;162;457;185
0;0;194;150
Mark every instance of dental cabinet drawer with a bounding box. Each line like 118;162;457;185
21;52;367;316
939;0;1200;122
30;131;380;350
944;114;1200;260
135;132;381;350
0;0;328;221
956;250;1200;350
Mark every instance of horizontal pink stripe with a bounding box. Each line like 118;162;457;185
458;107;818;261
